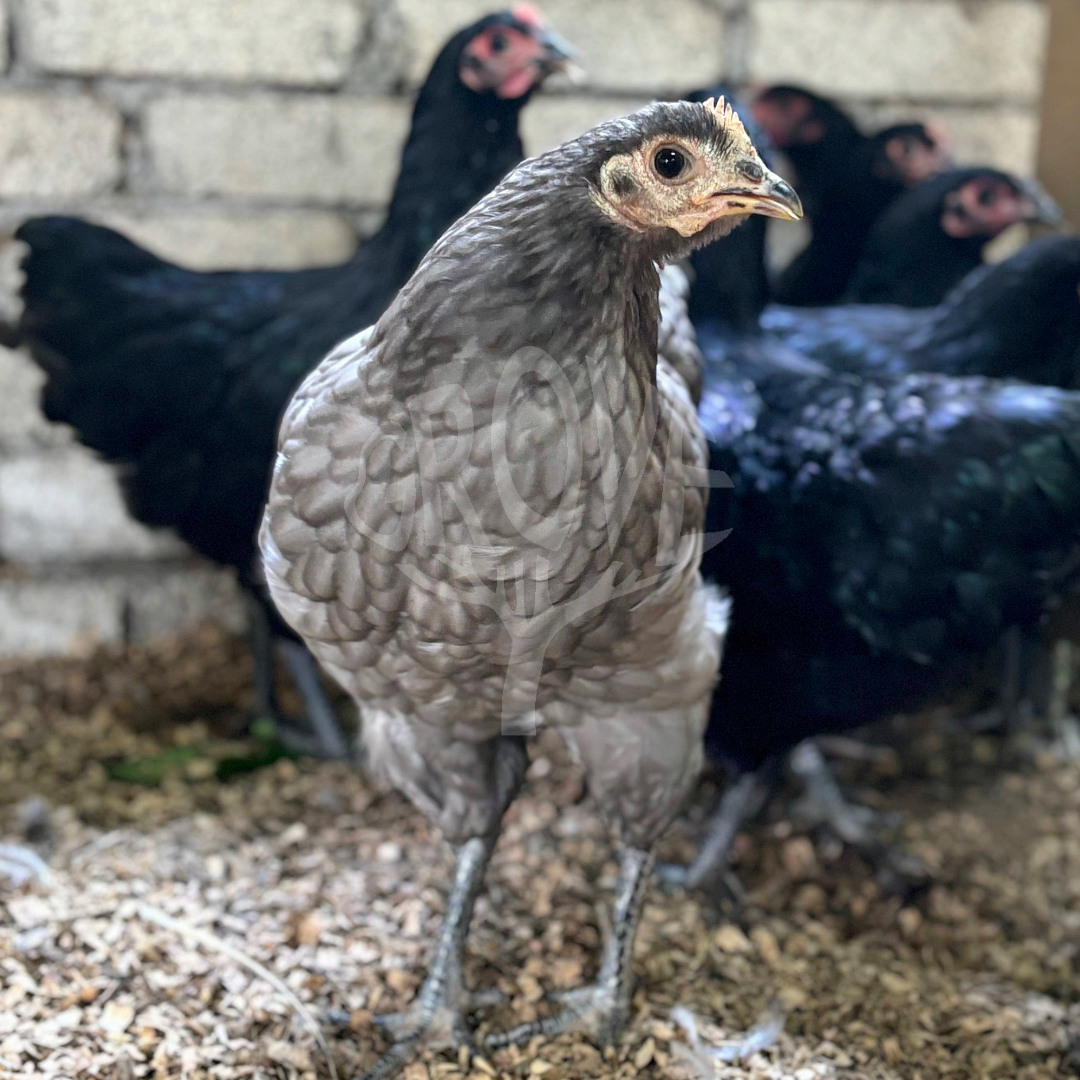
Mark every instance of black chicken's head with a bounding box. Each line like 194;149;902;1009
940;169;1061;240
748;85;861;150
870;122;952;187
457;5;574;100
589;98;802;252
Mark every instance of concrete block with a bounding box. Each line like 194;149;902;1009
0;563;246;657
394;0;725;92
0;233;21;326
19;0;364;85
749;0;1048;102
124;565;247;643
0;450;186;562
0;574;125;657
0;347;73;452
143;93;412;205
520;95;653;156
0;93;122;198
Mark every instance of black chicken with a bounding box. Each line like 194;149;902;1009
845;167;1062;307
750;85;950;306
761;234;1080;386
662;225;1080;892
12;8;572;759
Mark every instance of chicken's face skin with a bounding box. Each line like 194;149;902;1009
941;175;1042;240
874;125;951;188
458;5;573;99
749;88;831;148
592;99;801;240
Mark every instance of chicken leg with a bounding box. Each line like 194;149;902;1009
276;638;352;760
247;596;351;760
485;846;652;1052
361;734;528;1079
362;836;496;1080
656;759;781;891
789;740;927;893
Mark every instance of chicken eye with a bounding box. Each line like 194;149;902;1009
739;159;764;183
653;147;688;180
490;32;508;52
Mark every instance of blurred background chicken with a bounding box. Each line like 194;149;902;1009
6;7;572;759
749;87;953;305
844;166;1061;306
658;113;1080;894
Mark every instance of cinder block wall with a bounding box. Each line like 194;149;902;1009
0;0;1050;658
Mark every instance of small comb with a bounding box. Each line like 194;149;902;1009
510;2;546;30
700;95;750;142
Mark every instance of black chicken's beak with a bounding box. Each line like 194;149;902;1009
1017;178;1064;226
536;28;582;80
717;167;803;222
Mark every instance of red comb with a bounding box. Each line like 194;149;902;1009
510;2;546;30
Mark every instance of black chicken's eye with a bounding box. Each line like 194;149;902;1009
490;32;508;51
654;147;687;180
978;185;997;206
739;159;764;183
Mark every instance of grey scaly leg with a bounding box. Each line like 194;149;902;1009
1047;640;1080;760
277;638;352;761
246;593;350;760
248;594;280;724
485;846;653;1052
789;740;926;893
657;761;779;892
362;835;497;1080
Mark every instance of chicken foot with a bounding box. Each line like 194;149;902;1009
362;835;497;1080
0;844;52;888
655;762;781;892
485;846;652;1053
789;740;927;894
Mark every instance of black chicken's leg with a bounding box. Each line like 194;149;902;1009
485;846;652;1052
1047;640;1080;760
362;835;497;1080
249;593;281;724
246;595;351;760
656;759;781;891
789;740;926;892
277;638;352;760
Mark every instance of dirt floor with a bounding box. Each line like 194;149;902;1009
2;626;1080;1080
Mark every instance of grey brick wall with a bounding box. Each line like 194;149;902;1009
0;0;1051;658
